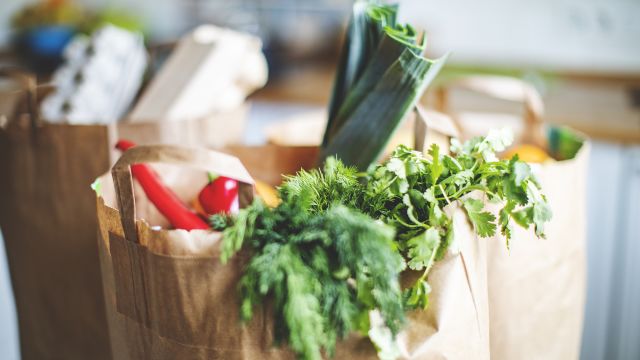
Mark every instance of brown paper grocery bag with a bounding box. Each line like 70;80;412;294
275;112;486;359
333;202;489;359
0;68;30;124
434;75;588;360
96;140;489;358
0;68;248;360
0;69;113;360
486;145;588;360
119;104;248;150
95;145;293;359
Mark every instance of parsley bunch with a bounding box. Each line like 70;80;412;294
219;130;551;359
366;129;551;309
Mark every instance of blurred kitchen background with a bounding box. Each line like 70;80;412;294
0;0;639;359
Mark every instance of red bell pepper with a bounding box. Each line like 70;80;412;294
115;140;209;231
197;173;239;215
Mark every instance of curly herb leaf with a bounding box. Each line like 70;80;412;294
406;228;440;271
462;198;497;238
403;279;431;310
222;194;404;359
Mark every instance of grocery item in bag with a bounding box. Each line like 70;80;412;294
94;142;494;359
0;69;113;359
0;63;253;359
433;75;588;360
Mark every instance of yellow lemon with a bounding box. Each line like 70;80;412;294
502;144;550;163
255;180;280;207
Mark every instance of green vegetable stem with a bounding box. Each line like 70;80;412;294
321;0;447;171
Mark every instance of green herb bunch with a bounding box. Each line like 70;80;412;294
218;130;552;360
220;159;405;360
367;128;552;309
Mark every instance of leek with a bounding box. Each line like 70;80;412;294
321;0;447;170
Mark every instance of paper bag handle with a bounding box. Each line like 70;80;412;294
0;67;40;128
112;145;255;244
413;104;461;154
433;75;547;148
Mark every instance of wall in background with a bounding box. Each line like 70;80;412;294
399;0;640;74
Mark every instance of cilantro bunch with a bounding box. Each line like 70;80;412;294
219;130;551;360
367;129;552;309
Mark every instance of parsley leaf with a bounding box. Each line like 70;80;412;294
463;198;497;237
428;143;444;184
533;201;553;238
406;228;440;270
499;201;515;249
513;161;532;186
403;279;432;310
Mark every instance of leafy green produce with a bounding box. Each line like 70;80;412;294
220;180;405;360
367;129;551;308
463;198;497;238
321;0;446;170
219;130;551;360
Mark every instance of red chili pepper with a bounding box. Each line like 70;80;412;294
197;173;239;214
115;140;209;231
